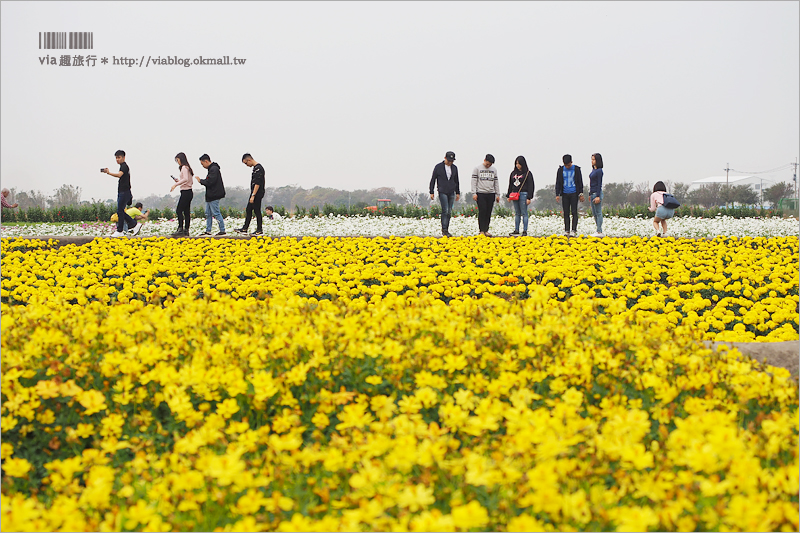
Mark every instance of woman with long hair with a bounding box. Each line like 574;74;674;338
170;152;194;236
648;180;674;237
506;155;535;236
589;153;604;237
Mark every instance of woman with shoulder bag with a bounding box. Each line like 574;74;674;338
648;181;676;237
170;152;194;236
506;155;535;236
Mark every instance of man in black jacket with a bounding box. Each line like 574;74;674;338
235;153;265;235
194;154;227;236
429;151;460;237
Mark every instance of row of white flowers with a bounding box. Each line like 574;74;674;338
1;214;798;238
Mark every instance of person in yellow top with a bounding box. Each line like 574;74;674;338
110;202;149;233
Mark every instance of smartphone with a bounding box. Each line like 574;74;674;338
100;168;105;172
171;175;178;182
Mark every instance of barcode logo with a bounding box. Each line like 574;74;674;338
39;32;93;49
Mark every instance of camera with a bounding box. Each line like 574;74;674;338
100;168;105;173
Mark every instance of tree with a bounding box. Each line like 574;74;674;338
763;182;795;209
604;182;634;207
671;182;691;205
402;189;424;207
688;183;722;208
14;189;48;209
626;182;651;206
732;185;758;206
533;185;556;211
50;184;82;207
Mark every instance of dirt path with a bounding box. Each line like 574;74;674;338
705;341;799;382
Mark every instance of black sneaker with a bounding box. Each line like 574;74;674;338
445;231;453;237
171;229;184;237
509;231;520;236
234;228;248;234
522;231;528;236
199;231;212;236
250;230;263;236
215;231;227;236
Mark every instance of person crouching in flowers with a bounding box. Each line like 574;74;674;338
649;181;674;237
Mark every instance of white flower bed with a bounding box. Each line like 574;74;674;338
1;214;798;238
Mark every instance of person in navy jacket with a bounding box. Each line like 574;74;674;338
429;151;460;237
555;154;584;236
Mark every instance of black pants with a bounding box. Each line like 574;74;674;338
176;190;193;230
562;192;579;232
242;195;263;232
476;193;495;233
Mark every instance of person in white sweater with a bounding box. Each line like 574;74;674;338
471;154;500;236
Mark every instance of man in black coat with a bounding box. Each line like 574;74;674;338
195;154;227;236
429;151;460;237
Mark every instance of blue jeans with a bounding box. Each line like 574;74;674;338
590;191;603;233
439;192;455;232
205;200;225;233
512;192;529;232
116;191;135;233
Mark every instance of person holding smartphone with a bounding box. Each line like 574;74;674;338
170;152;194;236
102;149;141;237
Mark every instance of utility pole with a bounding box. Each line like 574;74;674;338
792;158;799;213
724;163;731;208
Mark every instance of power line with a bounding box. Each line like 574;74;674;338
729;163;793;174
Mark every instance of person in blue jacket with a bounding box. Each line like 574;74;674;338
555;154;584;237
429;151;460;237
588;153;604;237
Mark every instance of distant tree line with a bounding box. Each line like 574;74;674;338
3;181;796;223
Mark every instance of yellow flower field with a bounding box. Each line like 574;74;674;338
1;236;798;532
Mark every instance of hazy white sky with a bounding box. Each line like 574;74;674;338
1;1;798;202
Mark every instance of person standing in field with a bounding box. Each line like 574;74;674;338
649;181;674;237
471;154;500;237
1;189;19;209
102;149;142;237
194;154;226;236
170;152;194;236
235;153;265;235
555;154;584;237
589;153;604;237
506;156;534;236
429;151;460;237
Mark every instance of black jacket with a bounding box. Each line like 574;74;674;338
506;170;535;198
555;165;584;196
198;162;226;202
429;162;460;195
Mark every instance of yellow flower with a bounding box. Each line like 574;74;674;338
451;500;489;530
2;457;32;477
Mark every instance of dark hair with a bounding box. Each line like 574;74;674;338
134;202;143;209
175;152;194;177
265;205;274;212
511;155;529;178
562;154;572;165
592;153;603;169
653;181;667;192
242;153;252;161
199;154;211;162
485;154;495;164
115;150;126;157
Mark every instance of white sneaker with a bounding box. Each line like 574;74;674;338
131;223;143;236
111;231;126;237
570;231;577;237
591;232;605;237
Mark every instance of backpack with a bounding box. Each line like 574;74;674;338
662;193;680;209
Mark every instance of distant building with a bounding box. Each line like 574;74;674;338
687;175;765;192
688;175;774;208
